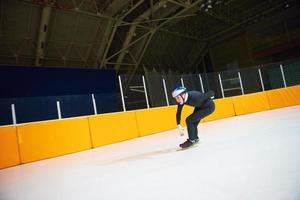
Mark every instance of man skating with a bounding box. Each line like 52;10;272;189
172;86;215;149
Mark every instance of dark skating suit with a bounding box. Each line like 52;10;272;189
176;90;215;140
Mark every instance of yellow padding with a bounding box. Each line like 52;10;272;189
204;98;236;122
88;112;139;147
232;92;270;115
286;85;300;105
17;118;92;163
266;88;293;109
135;107;177;136
0;126;20;169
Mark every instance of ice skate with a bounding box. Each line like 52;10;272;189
179;139;197;149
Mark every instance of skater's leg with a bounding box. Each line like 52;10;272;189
185;120;200;140
186;119;197;140
181;120;201;148
194;120;201;140
186;102;215;141
186;107;201;140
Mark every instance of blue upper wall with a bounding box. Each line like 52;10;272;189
0;65;119;125
0;65;117;98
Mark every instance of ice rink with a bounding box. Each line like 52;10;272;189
1;106;300;200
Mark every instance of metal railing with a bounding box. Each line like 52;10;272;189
119;59;300;111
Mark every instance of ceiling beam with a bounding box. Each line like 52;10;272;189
119;0;145;19
167;0;189;8
115;0;205;71
35;6;51;66
117;13;197;27
106;31;152;62
155;0;204;31
167;0;235;27
104;0;132;16
0;0;4;37
114;0;169;70
134;30;155;72
157;28;204;41
94;19;114;67
96;0;145;68
123;31;154;90
150;0;154;19
206;1;293;40
22;0;203;42
123;0;206;84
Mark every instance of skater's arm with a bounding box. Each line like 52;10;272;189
176;104;183;125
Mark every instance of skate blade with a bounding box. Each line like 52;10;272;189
176;143;200;151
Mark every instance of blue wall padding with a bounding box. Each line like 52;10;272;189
0;99;13;126
58;95;94;118
0;65;118;125
14;96;58;123
94;93;120;114
0;65;117;98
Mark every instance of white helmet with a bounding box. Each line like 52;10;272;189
172;86;187;98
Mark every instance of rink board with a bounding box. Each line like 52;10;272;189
203;97;236;122
135;107;176;137
17;118;92;164
1;85;300;169
0;126;20;169
232;92;270;115
88;111;139;147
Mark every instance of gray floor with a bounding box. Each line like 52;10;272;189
1;106;300;200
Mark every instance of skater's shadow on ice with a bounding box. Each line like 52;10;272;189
101;147;178;165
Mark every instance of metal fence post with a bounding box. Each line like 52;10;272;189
280;64;287;87
258;68;265;91
142;75;150;109
218;73;225;98
11;104;17;125
56;101;62;119
162;78;169;106
91;94;98;115
199;74;204;93
181;77;185;87
118;75;126;112
238;72;244;95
